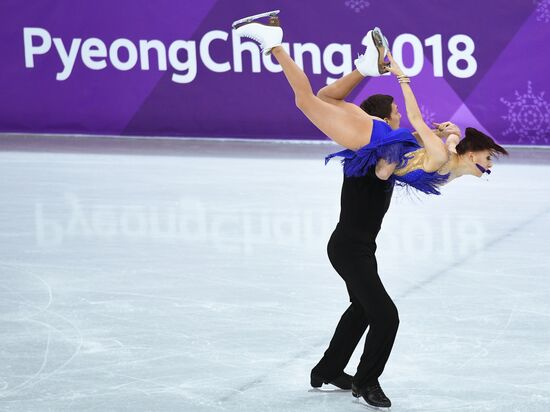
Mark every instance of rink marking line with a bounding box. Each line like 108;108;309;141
216;205;550;404
216;345;318;404
102;372;211;404
396;205;550;300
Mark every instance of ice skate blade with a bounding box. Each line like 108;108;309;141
371;27;389;75
352;398;392;410
372;27;385;48
308;388;350;393
382;35;390;51
232;10;280;29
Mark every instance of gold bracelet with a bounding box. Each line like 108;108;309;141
397;74;410;84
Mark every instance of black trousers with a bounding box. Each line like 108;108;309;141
312;226;399;388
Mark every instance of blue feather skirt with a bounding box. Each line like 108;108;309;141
325;120;449;195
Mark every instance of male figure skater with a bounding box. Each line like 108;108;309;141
310;101;398;407
311;94;459;408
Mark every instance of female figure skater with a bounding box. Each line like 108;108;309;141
233;11;508;196
232;10;507;409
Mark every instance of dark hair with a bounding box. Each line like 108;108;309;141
456;128;509;157
360;94;394;119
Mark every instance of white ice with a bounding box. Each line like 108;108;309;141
0;145;549;411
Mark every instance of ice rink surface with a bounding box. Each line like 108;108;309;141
1;137;549;411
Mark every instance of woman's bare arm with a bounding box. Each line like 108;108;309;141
413;122;460;146
386;52;448;171
412;128;443;146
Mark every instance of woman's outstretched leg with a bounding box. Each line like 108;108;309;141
271;45;373;150
317;71;369;116
233;13;374;150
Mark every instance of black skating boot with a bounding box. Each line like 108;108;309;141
352;381;391;408
310;371;353;390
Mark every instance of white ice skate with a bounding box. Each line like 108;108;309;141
355;27;391;77
232;10;283;55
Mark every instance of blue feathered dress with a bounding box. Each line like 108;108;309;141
325;120;450;195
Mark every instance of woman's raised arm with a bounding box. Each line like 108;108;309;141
386;52;448;171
